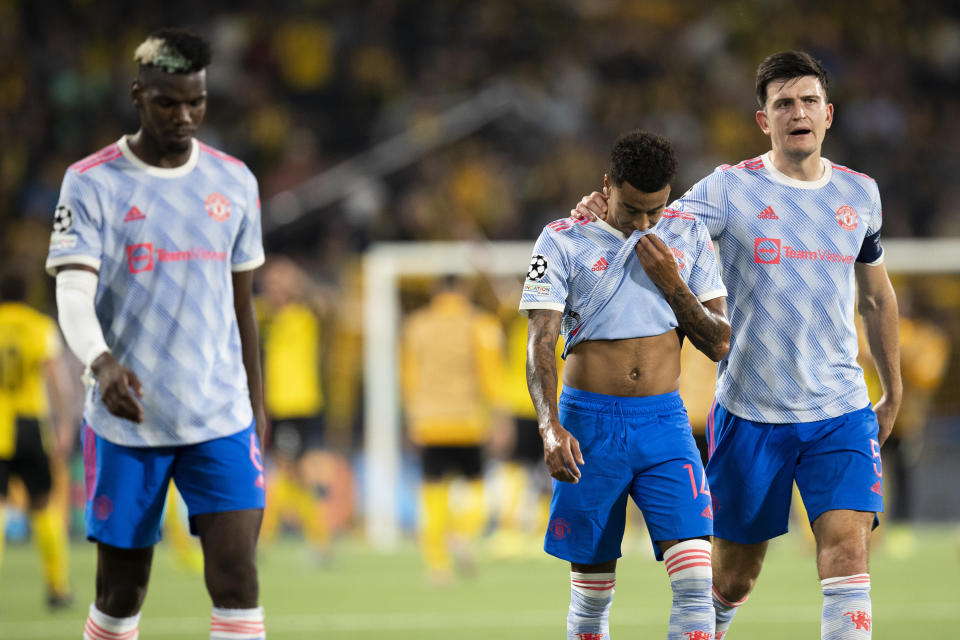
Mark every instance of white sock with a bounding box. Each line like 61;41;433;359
84;603;140;640
210;606;266;639
567;571;615;639
712;584;748;639
664;540;715;640
822;574;871;639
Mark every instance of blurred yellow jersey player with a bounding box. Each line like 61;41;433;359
0;270;74;608
258;256;333;564
401;277;506;583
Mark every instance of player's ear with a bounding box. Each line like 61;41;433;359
602;173;610;196
755;109;770;135
824;102;834;130
131;80;143;110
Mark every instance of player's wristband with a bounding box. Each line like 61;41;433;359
55;268;110;367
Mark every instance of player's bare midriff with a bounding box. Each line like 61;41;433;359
563;330;681;397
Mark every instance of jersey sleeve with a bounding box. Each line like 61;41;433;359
672;168;728;239
231;167;266;272
518;228;569;315
45;170;104;275
686;219;727;302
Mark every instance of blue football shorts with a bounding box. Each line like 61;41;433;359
545;387;714;564
82;421;266;549
706;402;884;544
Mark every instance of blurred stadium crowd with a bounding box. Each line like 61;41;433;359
1;0;960;557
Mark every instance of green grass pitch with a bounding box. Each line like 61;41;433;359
1;526;958;638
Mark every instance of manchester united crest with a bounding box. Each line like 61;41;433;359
205;193;231;222
835;205;858;231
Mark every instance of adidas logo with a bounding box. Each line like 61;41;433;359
870;481;883;495
591;257;609;272
701;505;713;519
123;206;146;222
757;206;779;220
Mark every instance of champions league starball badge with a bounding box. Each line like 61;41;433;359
52;204;74;233
528;254;548;281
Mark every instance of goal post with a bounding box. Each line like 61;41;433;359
361;238;960;549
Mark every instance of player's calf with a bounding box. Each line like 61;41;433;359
567;570;615;640
663;539;715;640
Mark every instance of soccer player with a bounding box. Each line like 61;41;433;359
0;270;75;608
45;29;268;640
572;52;902;639
400;276;505;585
258;256;333;564
523;131;730;640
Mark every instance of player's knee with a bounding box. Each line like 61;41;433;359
713;571;756;603
205;555;258;607
817;537;869;576
98;586;148;618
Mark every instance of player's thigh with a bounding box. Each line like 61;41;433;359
172;422;266;534
82;424;175;549
10;418;53;502
629;421;713;560
546;400;632;565
706;404;798;544
810;509;873;578
795;406;884;525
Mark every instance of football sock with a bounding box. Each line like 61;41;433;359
497;462;528;532
210;606;266;639
712;585;747;639
567;571;615;639
664;539;715;640
31;505;70;595
420;480;451;572
452;479;486;540
293;481;329;549
821;574;872;639
84;603;139;640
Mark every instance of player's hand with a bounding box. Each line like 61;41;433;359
635;233;683;291
873;394;899;446
570;191;608;222
540;422;584;483
91;352;144;423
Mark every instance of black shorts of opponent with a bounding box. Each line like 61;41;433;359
422;445;484;481
0;417;52;499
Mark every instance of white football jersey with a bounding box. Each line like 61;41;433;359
46;137;265;446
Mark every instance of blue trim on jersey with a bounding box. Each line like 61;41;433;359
706;403;883;544
545;388;713;564
82;421;265;548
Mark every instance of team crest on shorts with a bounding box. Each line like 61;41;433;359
835;205;858;231
548;517;570;540
528;254;548;281
205;193;231;222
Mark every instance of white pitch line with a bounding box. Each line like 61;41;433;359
3;602;958;638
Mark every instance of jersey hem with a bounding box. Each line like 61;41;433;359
518;301;565;317
83;415;254;448
716;394;872;424
232;255;266;272
45;254;102;276
696;288;727;303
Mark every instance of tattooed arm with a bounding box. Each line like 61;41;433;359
526;309;584;483
634;234;731;362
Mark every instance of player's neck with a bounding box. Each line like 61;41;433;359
768;148;824;182
126;131;193;169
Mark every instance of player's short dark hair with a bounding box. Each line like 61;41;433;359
134;28;211;74
609;130;678;193
0;269;26;302
755;50;829;107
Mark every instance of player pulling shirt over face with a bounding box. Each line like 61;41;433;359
523;131;730;640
